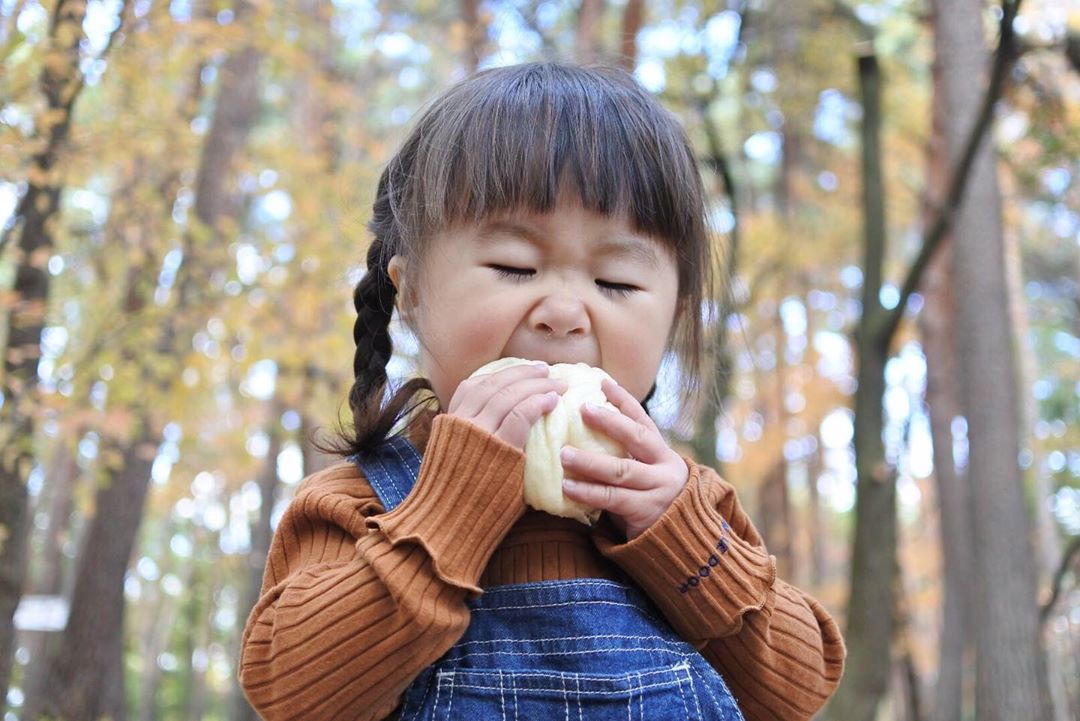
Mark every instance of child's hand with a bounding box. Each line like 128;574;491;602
559;378;689;540
447;363;567;451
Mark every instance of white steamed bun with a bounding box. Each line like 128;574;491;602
470;357;627;525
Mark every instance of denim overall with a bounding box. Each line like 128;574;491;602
353;437;746;721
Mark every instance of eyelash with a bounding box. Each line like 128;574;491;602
489;265;638;298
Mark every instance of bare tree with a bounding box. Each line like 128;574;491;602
921;13;974;720
933;0;1050;719
825;50;894;721
827;2;1025;717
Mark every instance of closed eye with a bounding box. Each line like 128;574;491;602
489;265;534;281
596;280;639;298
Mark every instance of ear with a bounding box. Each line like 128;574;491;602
387;255;415;325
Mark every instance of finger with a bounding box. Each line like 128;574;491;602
600;378;656;429
493;391;560;449
559;446;653;490
561;477;633;517
474;376;567;428
579;401;665;464
449;362;551;416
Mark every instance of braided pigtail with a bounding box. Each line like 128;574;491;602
349;239;397;424
313;167;435;459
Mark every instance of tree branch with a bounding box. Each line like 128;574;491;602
1040;535;1080;625
0;0;130;260
877;0;1023;347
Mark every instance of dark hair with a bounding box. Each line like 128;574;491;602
316;61;715;459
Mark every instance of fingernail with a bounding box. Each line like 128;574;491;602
563;478;577;489
561;447;575;463
585;402;608;413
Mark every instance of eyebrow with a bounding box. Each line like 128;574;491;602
476;220;661;266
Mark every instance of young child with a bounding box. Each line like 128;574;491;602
238;62;845;720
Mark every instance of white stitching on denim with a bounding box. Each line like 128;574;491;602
400;670;433;718
453;633;686;647
689;658;722;714
364;465;392;505
471;600;644;613
576;675;584;721
455;646;684;661
497;669;507;721
562;672;570;721
444;677;682;695
359;439;420;512
445;671;456;719
480;579;630;595
438;664;682;699
636;671;644;720
445;666;678;683
512;673;519;721
432;672;445;715
389;439;421;480
673;660;692;720
682;660;704;720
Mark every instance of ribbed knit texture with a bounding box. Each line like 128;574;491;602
238;414;845;720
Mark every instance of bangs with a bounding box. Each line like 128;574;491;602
408;63;704;254
369;62;716;423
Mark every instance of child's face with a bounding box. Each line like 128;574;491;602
390;192;680;409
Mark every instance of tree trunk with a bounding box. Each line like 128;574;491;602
894;638;924;721
183;551;212;721
19;442;79;709
460;0;486;74
806;433;825;587
1008;224;1060;584
230;400;283;721
23;432;156;721
933;1;1051;719
922;242;974;721
920;21;974;721
757;316;793;579
771;0;806;222
136;531;187;721
825;51;895;721
575;0;604;64
1004;203;1070;721
690;90;738;474
618;0;644;71
0;0;97;705
757;458;792;579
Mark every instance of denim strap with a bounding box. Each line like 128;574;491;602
349;435;422;512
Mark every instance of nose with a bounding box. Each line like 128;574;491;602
529;293;590;338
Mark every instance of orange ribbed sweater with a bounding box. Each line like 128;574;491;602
238;414;845;720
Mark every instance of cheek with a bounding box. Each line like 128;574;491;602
415;305;516;405
605;310;671;400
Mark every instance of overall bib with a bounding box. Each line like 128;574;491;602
352;437;746;721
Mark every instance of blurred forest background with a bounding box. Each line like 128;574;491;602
1;0;1079;720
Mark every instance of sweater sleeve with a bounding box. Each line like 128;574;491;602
591;458;846;721
237;415;527;721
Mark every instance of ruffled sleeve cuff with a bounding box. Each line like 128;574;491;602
593;457;776;641
366;415;526;596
